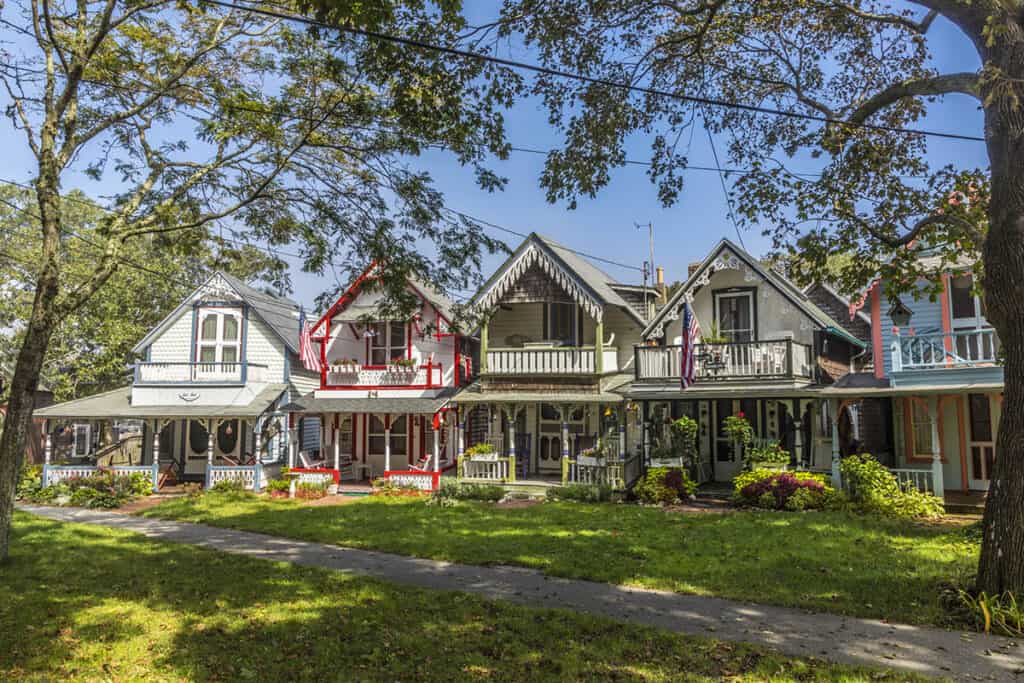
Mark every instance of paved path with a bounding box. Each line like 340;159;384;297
21;504;1024;681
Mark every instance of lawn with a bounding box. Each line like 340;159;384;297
0;512;927;682
143;493;979;627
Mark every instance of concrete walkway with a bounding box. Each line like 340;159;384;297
20;504;1024;681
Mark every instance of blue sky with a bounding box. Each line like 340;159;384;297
2;3;991;310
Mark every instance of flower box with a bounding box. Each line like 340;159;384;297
331;362;361;375
386;362;418;374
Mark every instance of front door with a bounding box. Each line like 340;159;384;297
537;403;584;473
713;399;742;480
967;393;996;491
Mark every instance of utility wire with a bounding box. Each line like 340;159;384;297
704;113;746;250
199;0;985;143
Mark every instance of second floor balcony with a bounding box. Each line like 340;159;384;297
483;344;620;377
135;361;267;385
323;360;455;389
634;339;814;383
892;328;1000;372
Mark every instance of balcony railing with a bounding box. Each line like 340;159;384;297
484;346;619;376
891;329;1000;371
324;362;444;389
135;361;267;385
634;339;813;382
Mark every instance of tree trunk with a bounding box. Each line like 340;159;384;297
976;47;1024;594
0;167;63;562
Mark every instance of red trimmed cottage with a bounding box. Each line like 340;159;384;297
285;264;473;488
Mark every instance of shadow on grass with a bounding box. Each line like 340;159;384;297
0;513;923;682
142;494;979;625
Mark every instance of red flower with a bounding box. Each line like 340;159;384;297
736;411;745;418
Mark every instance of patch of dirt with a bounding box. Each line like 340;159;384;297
496;498;543;509
662;501;734;514
116;495;183;514
300;494;370;507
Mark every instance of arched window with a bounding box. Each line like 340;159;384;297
189;420;209;455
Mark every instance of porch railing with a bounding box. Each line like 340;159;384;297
485;346;619;376
207;464;263;491
634;339;813;382
43;464;159;492
135;361;267;384
890;468;934;494
324;362;443;388
563;452;643;490
457;454;515;483
891;329;999;371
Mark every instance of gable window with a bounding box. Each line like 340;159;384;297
547;302;578;346
196;309;242;367
369;321;408;365
714;290;755;343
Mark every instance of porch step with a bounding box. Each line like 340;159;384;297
500;480;561;499
944;501;985;515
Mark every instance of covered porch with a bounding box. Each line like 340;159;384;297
283;392;458;491
451;387;643;490
32;385;291;492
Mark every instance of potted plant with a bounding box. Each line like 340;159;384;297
701;321;729;345
464;443;498;461
745;440;790;470
331;358;361;375
387;357;418;374
576;446;604;467
722;412;754;459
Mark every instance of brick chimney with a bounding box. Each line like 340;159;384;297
687;262;702;278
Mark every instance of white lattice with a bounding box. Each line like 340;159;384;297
386;472;436;491
209;466;257;490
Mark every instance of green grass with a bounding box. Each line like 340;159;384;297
144;493;979;626
0;512;929;682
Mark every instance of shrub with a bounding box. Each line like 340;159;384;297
840;454;945;519
745;441;790;466
634;467;697;505
265;479;291;494
16;464;43;501
295;481;328;500
371;478;423;497
209;478;247;494
959;590;1024;637
20;469;150;507
733;470;828;510
546;484;613;503
428;480;504;503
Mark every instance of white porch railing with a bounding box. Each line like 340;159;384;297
44;464;158;491
565;453;642;490
891;329;999;371
135;362;267;384
890;468;934;493
458;455;514;482
324;363;442;388
207;464;262;491
635;340;813;382
485;346;619;376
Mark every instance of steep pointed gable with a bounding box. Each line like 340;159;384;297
644;239;864;347
473;233;644;324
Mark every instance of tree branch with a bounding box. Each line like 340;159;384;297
845;71;981;127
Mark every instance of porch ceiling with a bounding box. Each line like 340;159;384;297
285;390;455;415
33;384;287;419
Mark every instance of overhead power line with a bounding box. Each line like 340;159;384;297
199;0;985;143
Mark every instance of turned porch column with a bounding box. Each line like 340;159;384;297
42;420;51;488
384;414;392;474
830;399;841;489
253;422;263;493
333;416;340;472
151;420;161;492
206;419;215;488
433;420;440;475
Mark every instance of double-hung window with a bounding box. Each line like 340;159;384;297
196;309;242;368
909;399;934;459
369;321;407;365
714;290;755;342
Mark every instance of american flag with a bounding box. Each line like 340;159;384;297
298;308;322;372
680;302;701;389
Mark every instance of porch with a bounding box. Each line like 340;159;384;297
32;385;292;493
890;328;999;372
483;345;620;376
451;396;643;490
634;339;814;383
134;361;268;385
